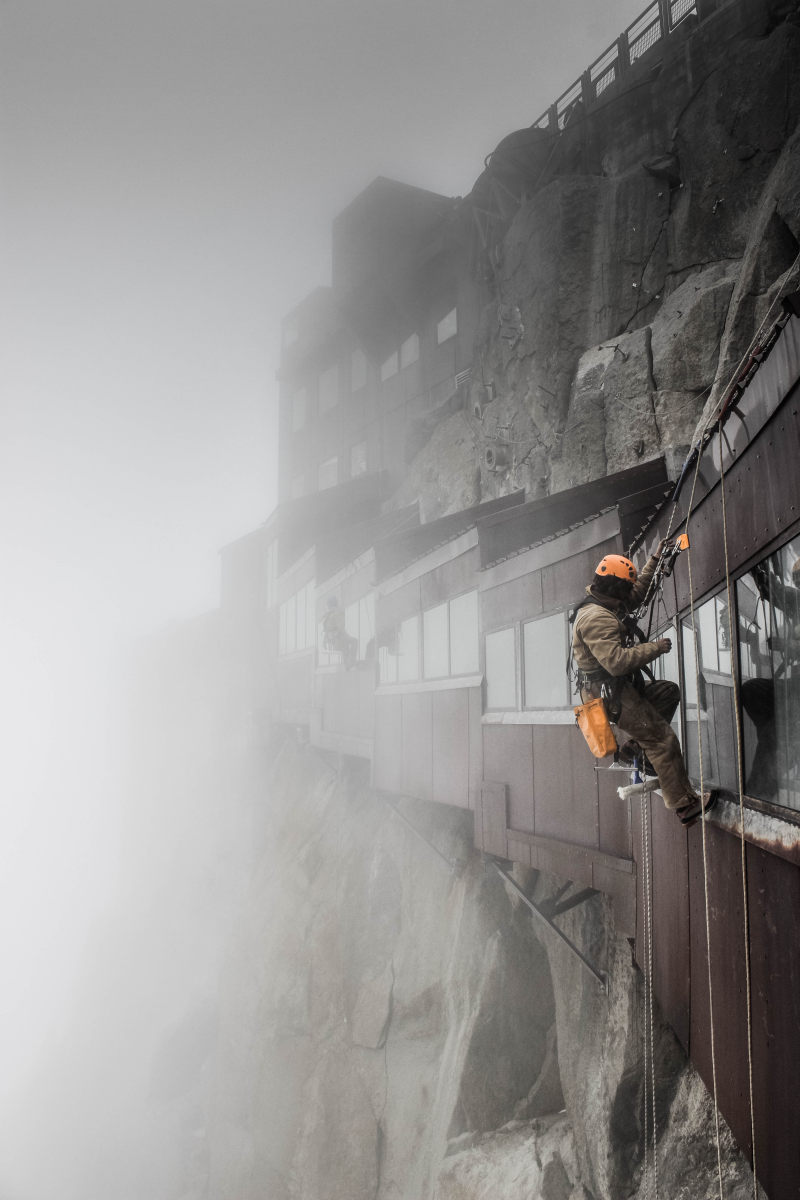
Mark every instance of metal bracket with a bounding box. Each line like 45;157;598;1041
493;864;608;990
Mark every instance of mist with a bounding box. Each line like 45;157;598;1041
0;0;645;1194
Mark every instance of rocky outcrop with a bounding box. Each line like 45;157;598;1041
188;741;756;1200
408;10;800;515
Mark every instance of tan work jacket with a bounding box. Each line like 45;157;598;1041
572;555;663;679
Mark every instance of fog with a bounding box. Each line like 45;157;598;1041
0;0;644;1194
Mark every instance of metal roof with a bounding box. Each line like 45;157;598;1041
374;492;526;583
477;460;669;568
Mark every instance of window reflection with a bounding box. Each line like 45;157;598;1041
681;594;738;792
737;541;800;811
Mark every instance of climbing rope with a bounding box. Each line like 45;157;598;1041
640;789;659;1198
683;447;726;1200
718;427;760;1199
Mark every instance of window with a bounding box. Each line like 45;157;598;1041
397;616;420;682
423;603;449;679
318;364;339;413
486;628;517;710
379;642;398;684
291;474;305;500
318;457;338;491
381;351;399;382
351;348;367;392
681;591;736;792
323;593;375;666
450;590;479;675
350;441;367;478
436;307;458;345
279;581;316;656
737;540;800;810
283;318;299;349
523;612;568;707
291;388;306;432
400;333;420;369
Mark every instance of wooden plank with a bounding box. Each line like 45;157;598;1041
650;798;691;1052
506;838;532;868
372;694;403;794
401;692;433;802
467;686;483;811
481;572;544;632
597;768;632;859
688;823;751;1156
421;546;480;609
747;842;800;1200
483;724;534;833
532;725;599;848
541;542;615;612
480;782;508;858
503;828;633;875
432;688;470;808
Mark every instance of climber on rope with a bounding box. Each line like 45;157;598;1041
571;547;718;827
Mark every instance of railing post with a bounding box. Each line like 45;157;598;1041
581;69;594;107
617;32;631;76
548;103;559;133
657;0;672;34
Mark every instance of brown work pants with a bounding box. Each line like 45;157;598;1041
581;679;696;810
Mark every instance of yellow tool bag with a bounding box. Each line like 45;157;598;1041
574;697;618;758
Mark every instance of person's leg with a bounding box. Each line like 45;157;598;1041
615;682;696;809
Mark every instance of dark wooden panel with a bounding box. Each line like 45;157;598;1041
688;823;751;1157
467;687;483;811
432;689;470;809
532;725;598;848
650;798;691;1052
541;542;617;613
747;843;800;1200
481;573;543;633
377;579;421;631
401;692;433;802
483;725;534;833
373;695;403;794
479;782;508;857
506;837;532;867
597;769;632;859
421;547;480;609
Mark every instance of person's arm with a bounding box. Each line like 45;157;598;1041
577;609;670;677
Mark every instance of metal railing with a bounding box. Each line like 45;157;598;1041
532;0;701;133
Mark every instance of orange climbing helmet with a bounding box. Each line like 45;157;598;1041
595;554;637;582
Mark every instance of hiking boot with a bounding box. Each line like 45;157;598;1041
675;790;719;828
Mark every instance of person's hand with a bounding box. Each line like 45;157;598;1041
654;637;672;655
656;538;672;558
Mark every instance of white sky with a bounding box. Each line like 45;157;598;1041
0;0;645;1123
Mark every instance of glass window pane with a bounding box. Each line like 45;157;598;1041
449;591;479;675
424;604;449;679
486;628;517;710
398;615;419;681
306;582;315;649
381;351;399;382
350;441;367;477
523;612;567;707
379;643;398;684
359;594;375;661
279;602;287;654
291;474;305;500
436;307;457;344
296;586;306;650
738;542;800;810
318;364;339;413
400;333;419;368
286;594;296;653
682;594;737;792
345;601;359;646
351;348;367;392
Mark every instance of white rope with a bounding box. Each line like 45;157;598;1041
718;427;759;1198
684;451;726;1200
645;789;659;1197
640;792;652;1200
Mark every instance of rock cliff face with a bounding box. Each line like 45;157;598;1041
402;3;800;519
190;742;755;1200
